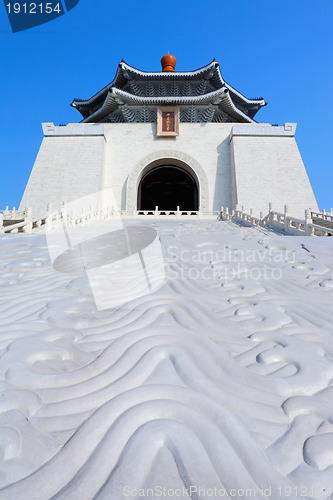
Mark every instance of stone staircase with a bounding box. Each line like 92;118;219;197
311;211;333;233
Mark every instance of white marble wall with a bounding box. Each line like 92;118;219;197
20;123;105;217
19;121;318;219
230;123;318;218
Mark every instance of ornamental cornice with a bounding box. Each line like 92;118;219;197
82;87;255;124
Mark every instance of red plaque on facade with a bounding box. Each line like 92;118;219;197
157;107;179;136
162;111;175;132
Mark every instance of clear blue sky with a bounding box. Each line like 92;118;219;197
1;0;332;211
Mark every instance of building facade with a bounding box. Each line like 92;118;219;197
19;56;318;218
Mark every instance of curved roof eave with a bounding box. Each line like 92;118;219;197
116;60;218;79
213;63;266;107
81;87;254;124
225;81;266;107
117;61;266;109
72;60;220;109
72;60;266;120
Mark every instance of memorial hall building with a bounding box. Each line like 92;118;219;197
19;55;318;218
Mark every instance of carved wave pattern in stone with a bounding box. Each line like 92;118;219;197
0;220;333;499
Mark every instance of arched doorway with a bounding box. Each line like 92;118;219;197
138;165;198;211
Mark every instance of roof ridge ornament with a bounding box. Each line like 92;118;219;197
161;54;176;72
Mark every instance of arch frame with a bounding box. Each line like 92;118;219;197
126;150;209;212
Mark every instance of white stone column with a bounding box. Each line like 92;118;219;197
268;203;273;226
304;209;312;236
24;208;33;234
284;205;289;233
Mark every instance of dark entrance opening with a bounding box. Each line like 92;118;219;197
138;166;198;211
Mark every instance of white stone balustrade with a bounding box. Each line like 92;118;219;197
219;204;333;237
1;204;333;236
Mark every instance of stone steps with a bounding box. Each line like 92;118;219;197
3;219;24;227
312;217;333;229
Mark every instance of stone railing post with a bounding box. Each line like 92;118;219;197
0;214;4;233
259;212;263;227
304;209;312;236
154;206;159;217
24;207;33;234
268;203;273;226
225;207;229;220
284;205;289;233
235;208;239;221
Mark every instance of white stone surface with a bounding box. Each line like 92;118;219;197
0;219;333;499
20;133;105;217
19;122;318;219
230;124;318;217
